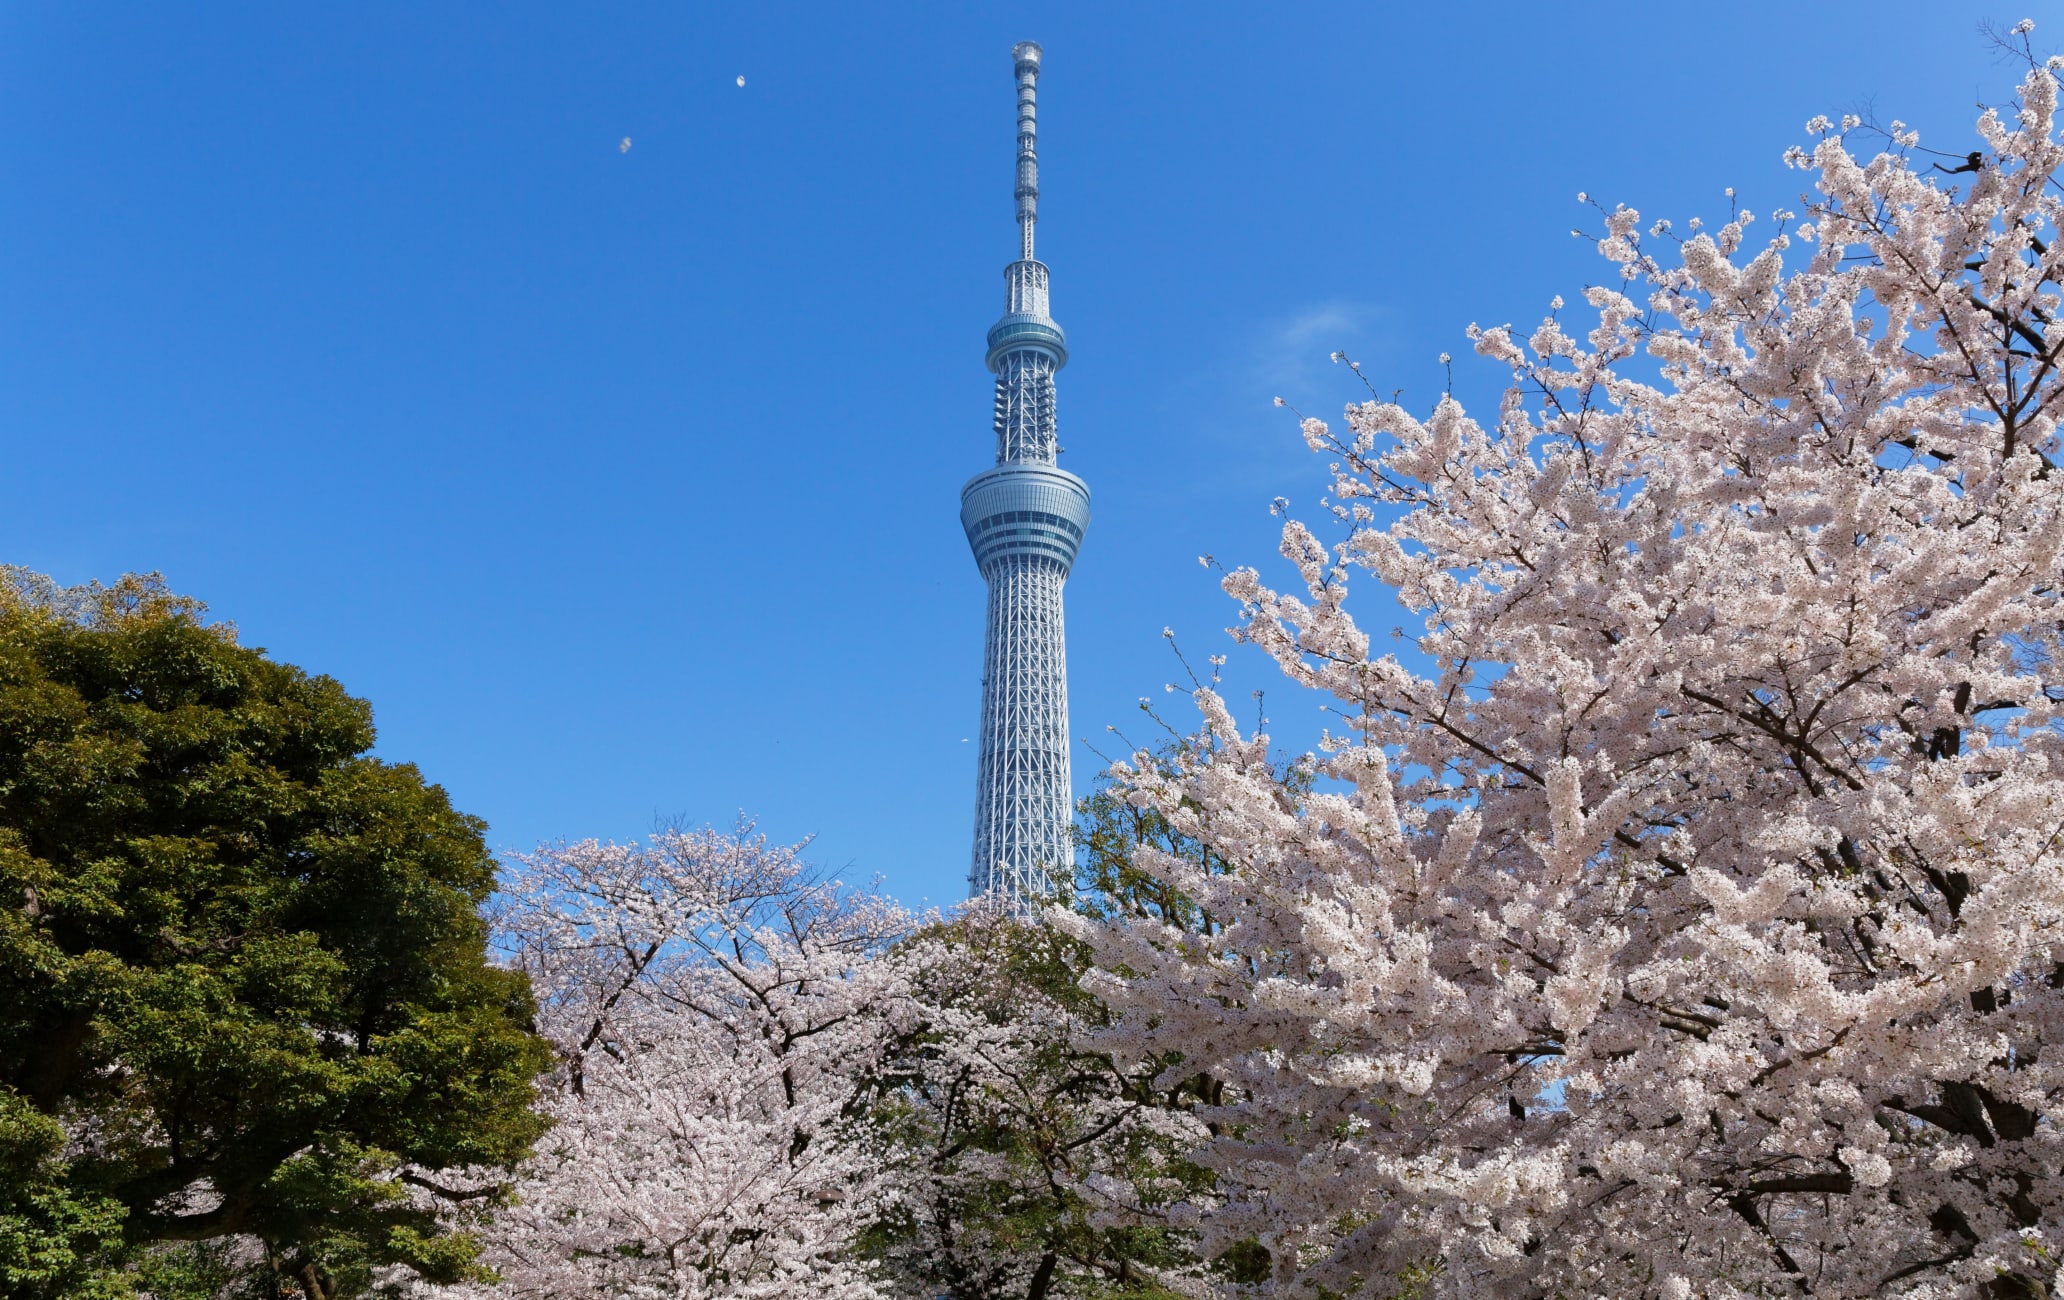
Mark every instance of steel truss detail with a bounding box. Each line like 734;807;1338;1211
969;555;1074;901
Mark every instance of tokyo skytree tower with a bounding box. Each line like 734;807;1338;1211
961;41;1090;905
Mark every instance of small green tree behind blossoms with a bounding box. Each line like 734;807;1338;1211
0;570;552;1300
853;761;1315;1300
866;911;1215;1300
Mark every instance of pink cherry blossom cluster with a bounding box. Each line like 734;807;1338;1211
1061;51;2064;1299
420;826;921;1299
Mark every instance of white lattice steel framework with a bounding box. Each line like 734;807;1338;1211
960;42;1089;907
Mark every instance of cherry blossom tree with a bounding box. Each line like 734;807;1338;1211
426;827;917;1300
1061;39;2064;1299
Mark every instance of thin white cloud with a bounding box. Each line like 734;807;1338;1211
1248;301;1381;400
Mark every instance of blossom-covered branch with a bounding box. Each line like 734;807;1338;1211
427;827;918;1300
1063;47;2064;1300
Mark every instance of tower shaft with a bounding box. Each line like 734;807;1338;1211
960;42;1088;907
970;560;1072;900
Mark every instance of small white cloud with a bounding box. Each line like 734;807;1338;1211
619;137;631;153
1250;304;1367;394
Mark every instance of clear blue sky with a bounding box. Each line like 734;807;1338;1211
0;2;2024;906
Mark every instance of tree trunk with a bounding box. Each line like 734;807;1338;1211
1025;1251;1059;1300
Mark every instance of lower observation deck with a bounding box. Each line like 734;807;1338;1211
960;463;1091;575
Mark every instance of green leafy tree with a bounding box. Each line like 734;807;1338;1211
868;912;1211;1300
0;570;551;1300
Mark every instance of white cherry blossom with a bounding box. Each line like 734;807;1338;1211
427;827;917;1299
1062;55;2064;1299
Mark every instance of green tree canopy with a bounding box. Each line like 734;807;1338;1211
867;911;1212;1300
0;570;550;1300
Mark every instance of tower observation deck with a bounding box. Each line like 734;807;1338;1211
961;41;1089;906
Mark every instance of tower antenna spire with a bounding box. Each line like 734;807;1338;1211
1012;41;1041;261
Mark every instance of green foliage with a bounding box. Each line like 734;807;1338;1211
1074;739;1311;935
0;1087;131;1299
868;911;1218;1299
0;570;552;1298
1073;778;1210;930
